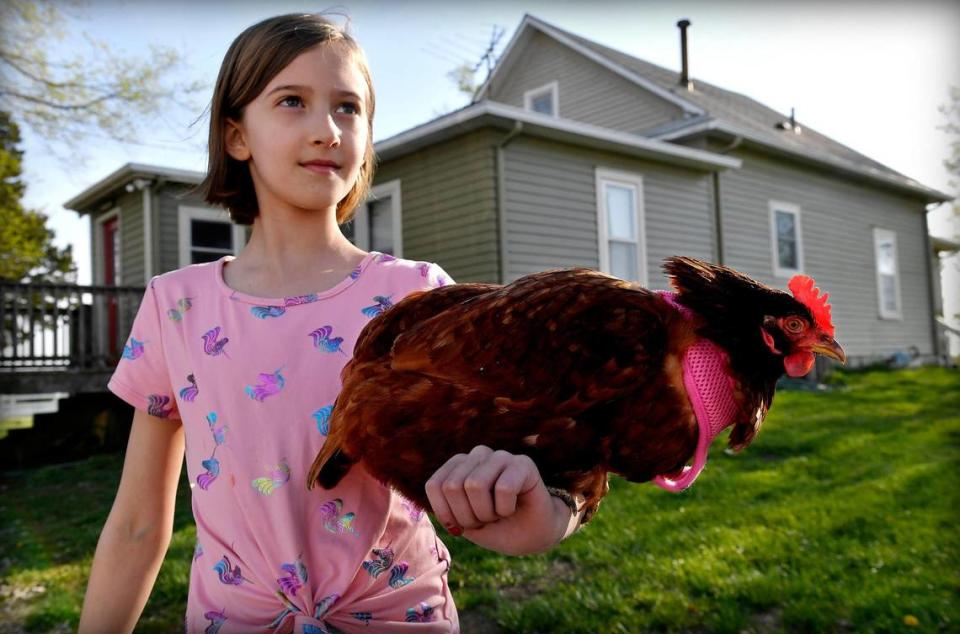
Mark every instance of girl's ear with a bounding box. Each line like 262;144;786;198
225;118;251;161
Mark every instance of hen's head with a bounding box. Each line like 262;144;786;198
760;275;845;376
664;257;845;379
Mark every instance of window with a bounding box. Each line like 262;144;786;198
353;180;402;257
523;81;559;117
769;201;803;277
596;168;646;285
874;228;901;319
178;206;245;266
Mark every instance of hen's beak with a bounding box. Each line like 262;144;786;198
810;337;846;365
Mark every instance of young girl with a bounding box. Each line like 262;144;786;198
78;13;584;634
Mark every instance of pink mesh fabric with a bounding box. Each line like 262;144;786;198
653;292;739;492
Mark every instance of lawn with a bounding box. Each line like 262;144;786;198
1;367;957;632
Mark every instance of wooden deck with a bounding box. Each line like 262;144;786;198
0;280;144;394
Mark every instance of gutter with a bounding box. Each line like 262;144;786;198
655;120;952;203
496;121;524;283
376;101;740;171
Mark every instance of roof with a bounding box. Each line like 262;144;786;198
64;162;204;214
375;100;741;171
476;14;952;203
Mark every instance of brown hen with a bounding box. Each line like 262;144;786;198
307;256;844;524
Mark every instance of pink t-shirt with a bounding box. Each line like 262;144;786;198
108;251;459;634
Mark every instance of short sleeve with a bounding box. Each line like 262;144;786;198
423;262;455;289
107;278;181;421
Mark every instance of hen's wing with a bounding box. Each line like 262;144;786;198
351;282;501;363
388;268;670;415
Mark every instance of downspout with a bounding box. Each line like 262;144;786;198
922;205;941;362
132;178;155;283
495;121;524;283
144;181;154;282
711;134;742;266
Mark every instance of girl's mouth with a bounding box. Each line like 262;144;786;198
301;161;340;173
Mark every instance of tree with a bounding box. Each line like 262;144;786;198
0;110;74;283
0;0;203;284
940;85;960;195
937;85;960;244
0;0;204;150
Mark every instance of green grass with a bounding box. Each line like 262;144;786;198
1;368;957;632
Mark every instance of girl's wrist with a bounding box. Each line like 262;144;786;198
546;488;584;547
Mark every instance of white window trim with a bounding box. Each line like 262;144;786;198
356;179;403;258
595;167;647;286
178;205;244;268
769;200;804;278
523;81;559;117
93;208;120;285
873;227;903;320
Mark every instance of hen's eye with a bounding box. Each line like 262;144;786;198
785;318;804;333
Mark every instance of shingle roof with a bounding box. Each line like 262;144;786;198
514;16;950;202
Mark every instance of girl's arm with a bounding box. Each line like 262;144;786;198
78;408;185;634
425;445;586;556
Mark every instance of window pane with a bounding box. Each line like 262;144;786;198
610;241;638;281
370;197;393;255
192;220;232;250
532;93;553;115
191;250;224;264
775;210;795;240
881;274;898;312
877;240;896;275
606;185;635;240
778;238;797;269
775;210;797;269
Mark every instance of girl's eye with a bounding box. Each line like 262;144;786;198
279;95;303;108
336;102;360;116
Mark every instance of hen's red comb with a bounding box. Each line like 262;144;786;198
788;275;834;337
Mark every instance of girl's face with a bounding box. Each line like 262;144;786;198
225;44;369;218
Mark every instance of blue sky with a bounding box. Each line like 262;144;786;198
19;0;960;289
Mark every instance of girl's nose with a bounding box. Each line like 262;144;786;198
311;112;341;147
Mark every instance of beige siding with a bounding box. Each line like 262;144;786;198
501;136;716;285
156;185;211;274
488;31;683;135
718;147;934;358
373;129;500;283
116;189;144;286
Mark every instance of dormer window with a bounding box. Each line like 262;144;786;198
523;81;559;116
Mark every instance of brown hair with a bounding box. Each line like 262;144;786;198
199;13;376;225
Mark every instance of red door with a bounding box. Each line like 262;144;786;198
103;217;119;358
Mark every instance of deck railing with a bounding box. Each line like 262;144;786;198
0;280;144;372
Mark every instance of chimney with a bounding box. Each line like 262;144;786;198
677;19;692;90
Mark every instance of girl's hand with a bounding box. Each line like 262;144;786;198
424;445;573;555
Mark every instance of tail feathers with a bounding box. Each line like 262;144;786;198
307;445;356;491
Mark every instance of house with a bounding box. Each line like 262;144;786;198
368;14;954;368
2;13;954;397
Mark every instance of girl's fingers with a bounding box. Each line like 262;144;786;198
493;454;540;518
425;446;541;536
441;446;495;529
425;453;464;534
462;451;513;524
